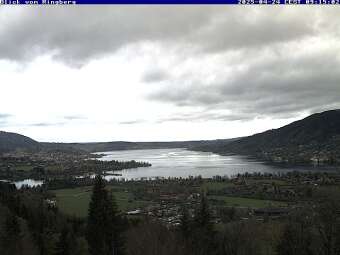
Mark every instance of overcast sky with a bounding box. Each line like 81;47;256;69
1;6;340;142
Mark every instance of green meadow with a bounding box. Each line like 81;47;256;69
53;186;152;218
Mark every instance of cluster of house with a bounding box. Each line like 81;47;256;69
126;191;202;226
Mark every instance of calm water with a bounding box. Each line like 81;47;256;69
95;148;333;180
6;148;337;188
14;179;43;189
0;179;44;189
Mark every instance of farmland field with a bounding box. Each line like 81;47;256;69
53;185;152;217
208;195;287;208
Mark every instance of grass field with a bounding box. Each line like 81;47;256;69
202;181;235;191
14;165;33;171
208;195;287;208
53;186;152;218
53;182;288;217
246;179;288;185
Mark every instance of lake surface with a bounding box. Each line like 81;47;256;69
0;179;44;189
14;179;44;189
6;148;338;188
96;148;333;180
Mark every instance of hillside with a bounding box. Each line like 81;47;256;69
0;131;40;153
2;109;340;164
0;130;235;154
42;139;235;153
194;110;340;165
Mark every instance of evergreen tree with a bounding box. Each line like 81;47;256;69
192;193;216;255
87;175;123;255
1;212;22;255
194;193;212;231
277;214;314;255
55;226;75;255
180;205;191;238
316;200;340;255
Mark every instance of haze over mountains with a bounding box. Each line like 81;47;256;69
1;109;340;165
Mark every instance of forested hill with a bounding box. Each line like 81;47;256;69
41;139;235;153
194;110;340;164
0;129;234;153
0;131;40;153
3;109;340;164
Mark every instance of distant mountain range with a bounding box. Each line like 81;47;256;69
1;109;339;164
0;131;234;154
41;139;236;153
193;110;340;164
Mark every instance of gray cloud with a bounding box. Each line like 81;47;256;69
0;113;12;119
0;114;12;127
148;43;340;120
0;7;330;66
63;115;87;121
0;6;217;66
141;69;170;83
156;111;257;123
1;7;340;126
29;116;86;127
30;122;66;127
188;9;316;54
119;120;146;125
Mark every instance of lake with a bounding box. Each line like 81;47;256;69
14;179;44;189
7;148;338;188
96;148;332;180
0;179;44;189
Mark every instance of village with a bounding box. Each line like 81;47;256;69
120;172;340;226
40;171;340;229
0;150;151;181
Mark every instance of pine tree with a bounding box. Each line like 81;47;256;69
277;211;314;255
192;193;215;255
55;226;75;255
194;193;212;231
277;222;313;255
87;175;123;255
180;205;191;238
1;212;22;255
